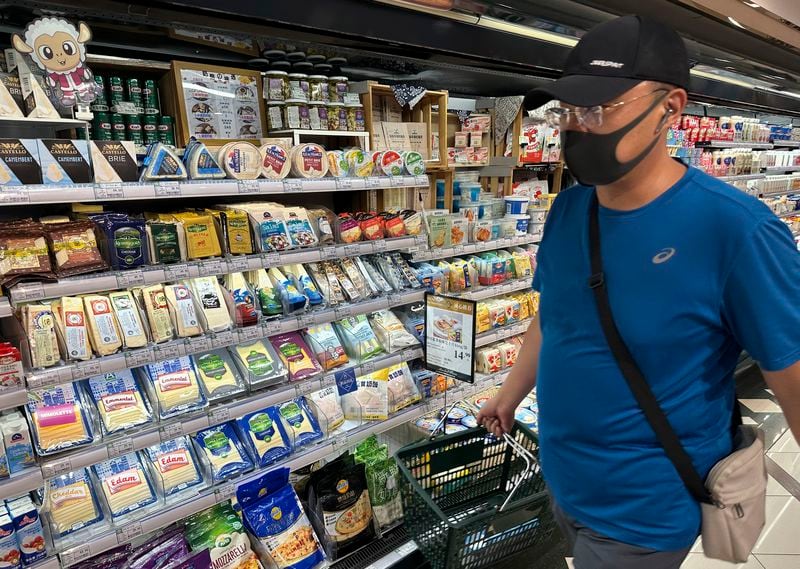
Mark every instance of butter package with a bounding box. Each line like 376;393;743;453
83;295;123;356
52;296;91;362
193;350;246;402
230;340;287;388
194;422;254;483
187;277;232;332
26;382;95;455
108;291;149;349
87;370;152;435
0;139;41;185
37;140;91;185
22;303;61;369
144;436;204;497
139;284;175;343
164;284;203;338
235;407;292;468
92;452;157;520
89;141;138;183
45;468;104;538
144;357;207;420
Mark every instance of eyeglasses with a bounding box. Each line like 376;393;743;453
542;89;669;129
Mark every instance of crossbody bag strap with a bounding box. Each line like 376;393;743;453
587;193;714;505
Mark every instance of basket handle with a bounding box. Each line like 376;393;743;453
499;432;538;512
428;401;463;440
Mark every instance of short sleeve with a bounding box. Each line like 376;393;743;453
722;218;800;371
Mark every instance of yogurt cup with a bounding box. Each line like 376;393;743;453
505;195;530;215
462;182;482;202
507;214;530;236
527;206;548;224
528;221;545;238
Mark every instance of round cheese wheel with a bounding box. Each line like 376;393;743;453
290;143;328;178
370;151;383;169
327;150;350;177
259;143;291;179
347;149;374;178
380;150;404;176
219;142;261;180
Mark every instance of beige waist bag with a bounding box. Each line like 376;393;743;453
587;194;767;563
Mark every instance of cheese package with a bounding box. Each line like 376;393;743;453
141;143;188;181
307;386;345;433
290;143;328;178
259;143;291;179
83;295;123;356
184;138;225;180
192;350;246;402
341;367;389;421
230;340;287;388
92;452;157;520
0;79;22;117
108;291;148;349
45;221;108;277
52;296;91;362
235;407;292;468
237;205;292;252
246;269;283;318
164;284;203;338
368;309;420;353
27;382;95;455
146;221;184;264
304;323;348;371
278;397;323;448
89;141;138;183
144;357;207;419
144;436;204;497
194;422;254;483
334;315;385;362
22;303;61;369
0;139;41;185
269;332;323;382
282;263;324;306
139;284;175;343
171;213;222;259
45;468;104;538
223;273;259;327
386;362;420;413
268;266;309;314
327;150;350;177
207;209;253;255
37;140;92;185
87;370;152;435
218;141;261;180
187;277;232;332
283;207;319;248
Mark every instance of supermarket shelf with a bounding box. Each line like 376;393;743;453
0;386;28;412
760;189;800;198
771;140;800;148
0;468;44;501
408;234;539;262
475;320;532;348
37;347;424;478
697;141;773;149
450;278;532;301
0;297;12;318
25;289;426;389
764;166;800;175
29;558;61;569
8;235;425;304
0;175;430;206
716;173;765;182
367;541;419;569
778;210;800;219
0;116;87;128
269;129;369;138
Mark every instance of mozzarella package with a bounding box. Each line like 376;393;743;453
87;370;152;435
26;382;95;455
143;357;208;419
144;436;204;497
45;468;104;539
92;452;157;520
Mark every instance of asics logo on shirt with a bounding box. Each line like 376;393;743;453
652;248;676;264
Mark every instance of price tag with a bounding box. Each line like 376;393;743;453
238;326;261;343
343;93;361;105
331;433;350;451
160;422;183;441
360;359;378;374
238;179;260;194
155;181;181;197
415;175;430;186
0;190;30;204
342;244;361;257
334;306;351;320
365;177;382;188
372;240;387;253
386;292;402;306
12;283;44;302
228;256;250;272
215;483;236;502
391;176;407;187
116;269;145;287
297;313;315;328
283;179;304;192
153;342;182;361
113;101;139;114
453;245;465;255
320;246;337;260
396;541;418;557
28;367;72;389
95;183;124;200
261;252;281;266
116;521;143;543
73;359;102;380
199;259;225;277
125;348;153;368
208;406;231;425
185;336;211;355
164;264;190;280
61;543;93;567
107;437;134;458
406;246;420;255
403;348;421;361
43;456;73;478
211;330;235;349
296;379;318;396
335;178;353;190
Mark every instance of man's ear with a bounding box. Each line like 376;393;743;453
11;34;33;54
77;22;92;44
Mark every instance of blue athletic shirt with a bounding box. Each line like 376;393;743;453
533;166;800;551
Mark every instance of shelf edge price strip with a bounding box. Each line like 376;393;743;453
155;181;181;197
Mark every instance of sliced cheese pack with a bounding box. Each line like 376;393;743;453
192;350;245;402
217;141;261;180
83;295;123;356
108;291;148;349
92;452;157;520
187;277;232;332
246;269;283;318
230;340;287;388
27;382;95;455
164;284;203;338
45;468;104;538
52;296;91;362
144;436;204;497
87;370;152;435
141;142;188;181
194;422;254;483
278;397;323;448
259;143;291;179
22;303;61;369
307;385;345;433
184;138;225;180
144;357;207;419
139;284;175;343
235;407;291;467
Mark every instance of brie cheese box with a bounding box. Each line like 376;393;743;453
90;141;138;183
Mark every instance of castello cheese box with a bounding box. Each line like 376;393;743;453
0;139;41;185
37;140;91;185
89;140;138;183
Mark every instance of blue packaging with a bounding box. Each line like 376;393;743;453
194;422;254;483
7;500;46;566
235;407;292;468
0;514;20;569
143;436;203;497
47;468;104;538
277;397;323;448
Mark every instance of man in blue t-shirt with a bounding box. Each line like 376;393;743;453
477;15;800;569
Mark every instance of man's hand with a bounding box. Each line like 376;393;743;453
477;394;516;437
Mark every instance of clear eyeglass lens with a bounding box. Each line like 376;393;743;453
577;106;604;129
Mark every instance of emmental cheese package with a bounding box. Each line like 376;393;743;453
144;436;204;497
92;452;157;520
143;357;207;420
87;370;152;435
45;468;104;539
27;382;95;455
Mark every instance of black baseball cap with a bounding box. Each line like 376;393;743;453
523;15;689;110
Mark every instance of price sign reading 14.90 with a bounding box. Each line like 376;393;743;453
424;292;477;384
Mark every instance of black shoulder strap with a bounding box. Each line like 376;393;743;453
587;193;714;505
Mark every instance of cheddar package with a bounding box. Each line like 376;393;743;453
193;422;254;483
86;370;152;435
278;397;323;448
143;436;204;498
230;340;287;389
234;407;292;468
44;468;104;539
192;350;246;402
26;382;95;455
143;357;208;420
93;452;157;521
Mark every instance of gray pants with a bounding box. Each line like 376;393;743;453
552;501;692;569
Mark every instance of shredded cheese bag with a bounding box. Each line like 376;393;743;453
235;407;291;468
144;357;207;419
386;362;421;413
45;468;104;538
26;382;94;455
144;436;203;497
194;423;254;483
92;452;157;520
87;370;152;435
307;385;345;433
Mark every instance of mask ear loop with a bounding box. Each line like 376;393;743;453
654;107;675;134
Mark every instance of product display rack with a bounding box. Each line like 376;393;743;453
407;234;540;262
717;173;766;182
0;297;11;318
771;140;800;148
696;141;774;149
763;166;800;175
269;129;371;148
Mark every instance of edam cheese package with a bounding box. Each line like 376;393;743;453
235;407;292;468
86;370;152;435
92;452;157;520
143;357;207;420
193;422;254;483
278;397;323;448
192;350;246;402
89;141;138;183
44;468;104;539
144;436;204;497
26;382;95;455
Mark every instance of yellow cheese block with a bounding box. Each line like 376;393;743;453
108;291;148;348
140;285;174;343
52;296;91;362
172;213;221;259
83;295;123;356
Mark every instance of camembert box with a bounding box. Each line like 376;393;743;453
89;140;138;183
0;138;42;185
37;140;91;184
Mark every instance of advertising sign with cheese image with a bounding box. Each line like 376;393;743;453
45;468;103;537
36;140;91;184
92;453;156;520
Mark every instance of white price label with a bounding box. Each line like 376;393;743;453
208;406;231;425
238;326;261;343
453;245;465;255
12;283;44;302
28;367;71;389
107;437;134;458
343;93;361;105
406;246;420;255
297;313;315;328
113;101;139;114
125;348;153;368
116;521;143;543
228;256;250;272
262;252;281;266
199;259;225;277
160;422;183;441
0;190;30;204
415;175;430;186
391;176;407;187
185;336;211;355
153;342;182;360
117;269;145;287
43;456;73;477
95;183;124;199
164;264;190;280
61;543;93;567
386;292;402;306
335;178;353;190
215;483;236;502
296;379;318;396
342;244;361;257
334;306;351;320
155;181;181;197
238;179;260;194
283;179;304;192
403;348;421;361
212;330;235;348
372;240;387;253
320;246;337;260
73;359;102;379
331;433;350;451
360;359;378;374
365;177;382;188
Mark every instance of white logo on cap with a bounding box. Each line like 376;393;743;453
590;60;624;68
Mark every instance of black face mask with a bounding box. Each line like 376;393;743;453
562;95;669;186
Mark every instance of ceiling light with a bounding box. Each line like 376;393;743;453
743;1;760;7
728;17;746;29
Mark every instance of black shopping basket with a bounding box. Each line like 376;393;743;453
396;421;563;569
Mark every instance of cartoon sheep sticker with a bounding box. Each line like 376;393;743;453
11;17;98;107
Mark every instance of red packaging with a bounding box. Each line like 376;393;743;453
0;342;22;391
